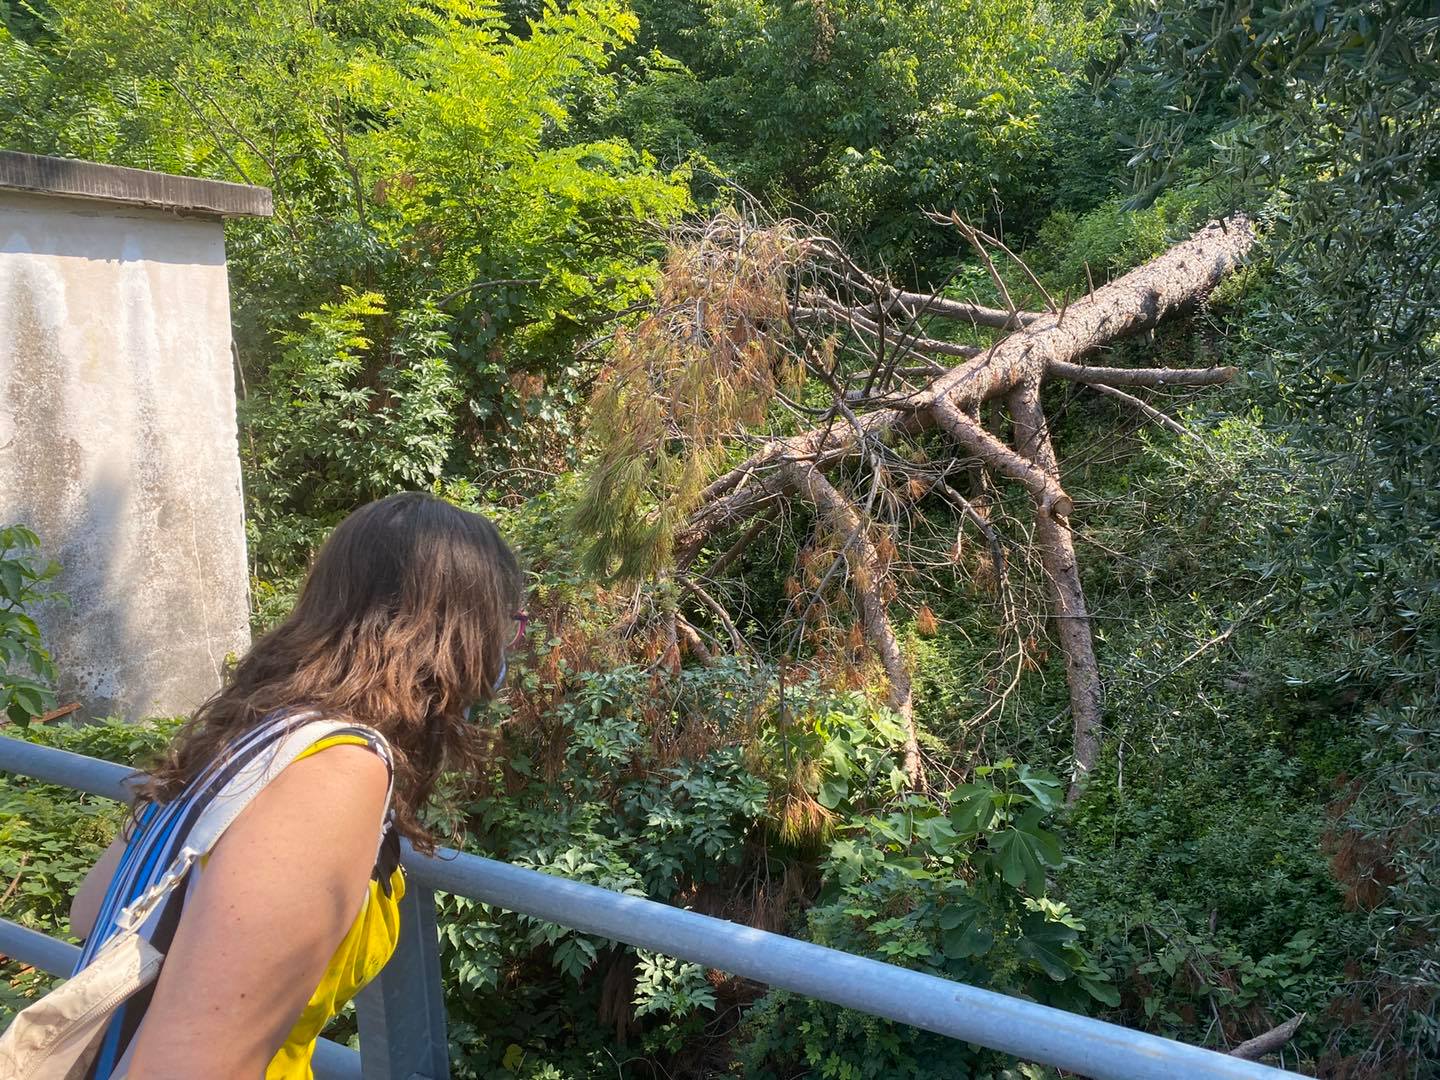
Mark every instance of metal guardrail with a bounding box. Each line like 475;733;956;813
0;734;1307;1080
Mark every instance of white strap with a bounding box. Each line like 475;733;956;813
113;719;394;935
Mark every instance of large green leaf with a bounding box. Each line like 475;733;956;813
11;684;46;717
936;901;977;930
914;811;958;852
942;924;996;960
938;902;995;959
0;562;22;604
817;777;848;810
1016;915;1080;981
949;782;1000;836
1079;974;1122;1007
989;819;1061;895
1014;765;1062;811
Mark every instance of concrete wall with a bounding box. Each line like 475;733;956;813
0;190;252;719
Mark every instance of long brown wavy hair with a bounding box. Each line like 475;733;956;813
139;492;523;851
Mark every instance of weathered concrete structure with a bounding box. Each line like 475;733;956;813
0;151;272;719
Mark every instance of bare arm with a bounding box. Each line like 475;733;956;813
125;745;390;1079
71;833;126;941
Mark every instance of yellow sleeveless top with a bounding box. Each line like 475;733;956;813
257;734;406;1080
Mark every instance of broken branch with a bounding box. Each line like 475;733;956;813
932;398;1074;518
1049;360;1239;386
779;461;924;789
1229;1014;1305;1061
1087;383;1194;438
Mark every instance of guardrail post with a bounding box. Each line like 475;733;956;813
355;882;450;1080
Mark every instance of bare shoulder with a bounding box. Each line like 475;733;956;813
249;741;390;826
285;740;390;791
213;740;391;864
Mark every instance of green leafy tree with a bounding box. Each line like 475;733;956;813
1113;4;1440;1068
607;0;1106;260
1;0;692;575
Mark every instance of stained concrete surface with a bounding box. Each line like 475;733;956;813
0;190;251;719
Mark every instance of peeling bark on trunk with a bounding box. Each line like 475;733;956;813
1007;380;1101;802
676;216;1255;560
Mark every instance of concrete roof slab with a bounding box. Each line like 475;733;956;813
0;150;273;219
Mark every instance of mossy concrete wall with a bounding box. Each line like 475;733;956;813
0;157;268;720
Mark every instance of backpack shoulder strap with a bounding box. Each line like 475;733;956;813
113;720;394;935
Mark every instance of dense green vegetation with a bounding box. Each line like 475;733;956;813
2;1;1437;1077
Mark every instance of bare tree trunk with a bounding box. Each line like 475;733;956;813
675;615;714;664
781;461;925;789
1007;379;1101;801
606;214;1257;788
676;216;1255;559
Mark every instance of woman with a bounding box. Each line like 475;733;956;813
69;491;524;1079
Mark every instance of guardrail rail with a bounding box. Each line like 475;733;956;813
0;734;1307;1080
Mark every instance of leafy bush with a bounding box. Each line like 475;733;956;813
0;525;61;728
733;761;1116;1078
1113;12;1440;1066
431;657;776;1076
605;0;1107;262
0;717;178;1024
243;294;463;566
1034;362;1371;1064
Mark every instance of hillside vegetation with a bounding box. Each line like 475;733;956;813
1;1;1436;1076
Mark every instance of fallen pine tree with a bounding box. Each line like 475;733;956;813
574;210;1256;797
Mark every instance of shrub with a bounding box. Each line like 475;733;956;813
0;525;61;729
0;717;178;1024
